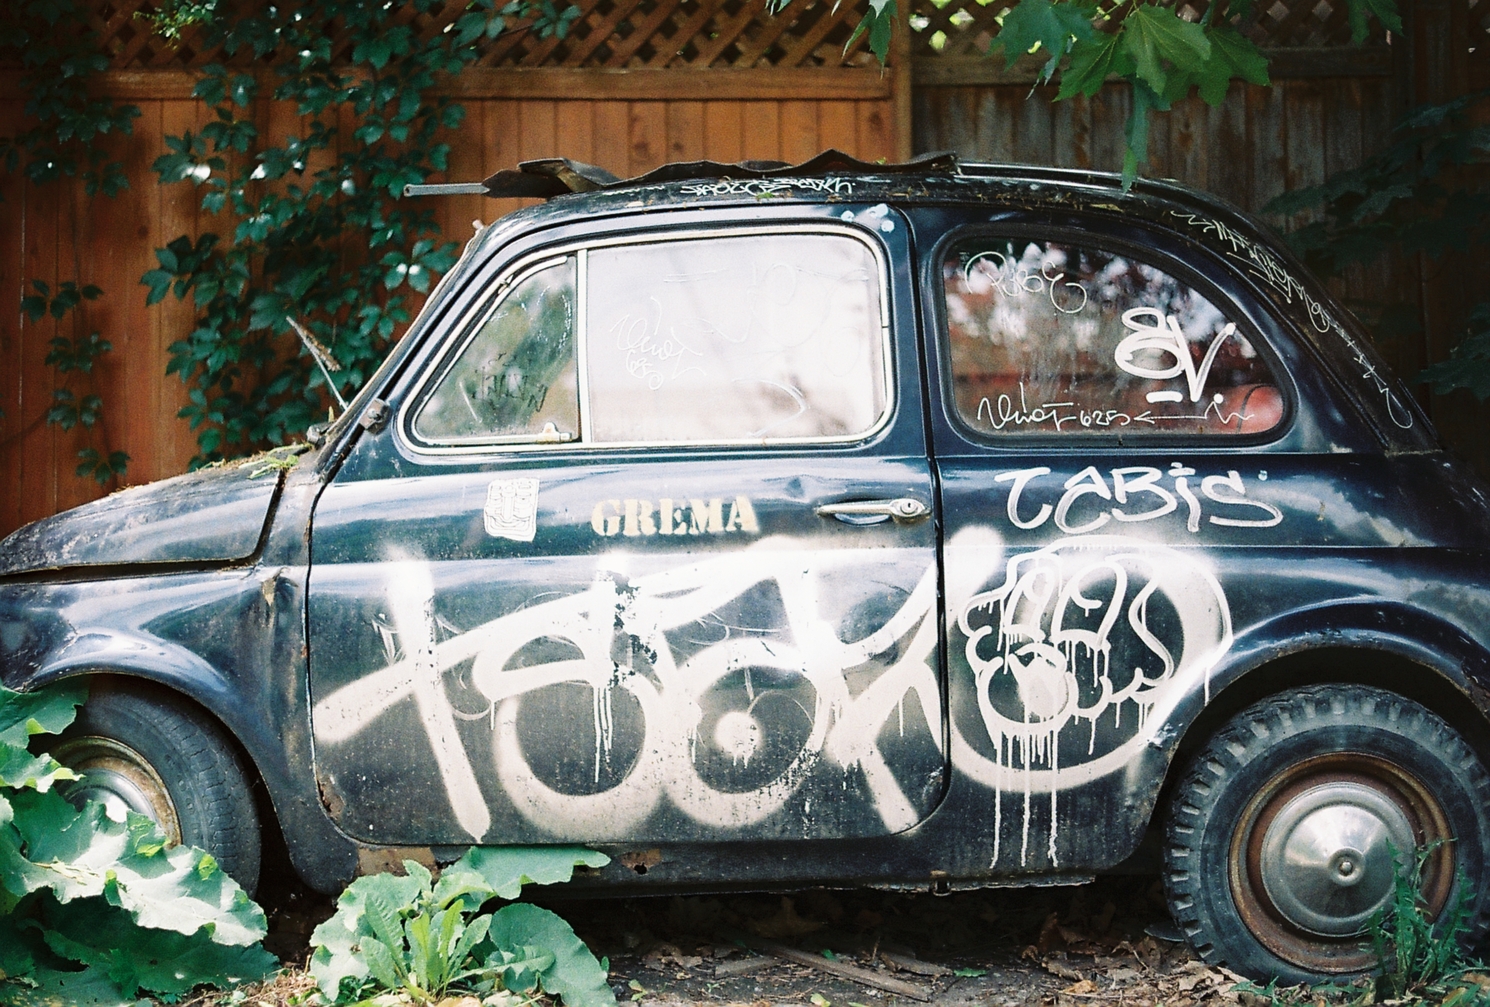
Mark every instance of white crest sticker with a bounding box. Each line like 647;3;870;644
484;477;539;542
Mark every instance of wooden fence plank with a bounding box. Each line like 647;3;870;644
627;101;668;175
702;101;745;162
0;99;30;532
591;100;632;177
19;155;60;526
666;100;706;162
1246;80;1287;214
741;101;781;161
780;100;821;162
857;99;893;162
818;99;858;155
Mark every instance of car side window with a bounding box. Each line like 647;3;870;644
413;257;578;444
942;237;1283;437
585;233;886;444
410;229;890;450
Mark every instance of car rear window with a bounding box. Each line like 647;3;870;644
941;237;1283;438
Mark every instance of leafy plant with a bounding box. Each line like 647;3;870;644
797;0;1401;185
0;0;141;196
20;281;130;485
1265;90;1490;402
0;681;276;1006
1370;844;1476;998
310;847;614;1006
143;0;574;465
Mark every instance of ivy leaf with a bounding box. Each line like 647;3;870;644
988;0;1096;82
1120;4;1210;97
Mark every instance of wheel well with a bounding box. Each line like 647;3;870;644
1164;647;1490;810
60;672;295;896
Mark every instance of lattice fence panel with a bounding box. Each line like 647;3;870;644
908;0;1389;62
58;0;872;70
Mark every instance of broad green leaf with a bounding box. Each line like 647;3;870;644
1;963;133;1007
0;745;76;793
7;792;266;945
488;903;615;1007
37;896;276;996
0;682;86;747
309;864;433;998
988;0;1096;80
1193;25;1269;105
453;847;610;900
1120;4;1210;96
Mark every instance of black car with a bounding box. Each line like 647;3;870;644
4;151;1489;983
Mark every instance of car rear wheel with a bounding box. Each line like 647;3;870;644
52;685;262;895
1163;683;1490;983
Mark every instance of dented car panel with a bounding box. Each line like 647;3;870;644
0;463;284;577
1;161;1489;902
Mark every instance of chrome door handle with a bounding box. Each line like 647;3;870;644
815;497;931;525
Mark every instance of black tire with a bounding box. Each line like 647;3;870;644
1164;683;1490;984
51;684;262;895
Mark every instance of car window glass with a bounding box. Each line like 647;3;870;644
413;257;578;443
942;238;1282;437
585;232;887;443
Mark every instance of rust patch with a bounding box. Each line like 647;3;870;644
620;848;662;874
357;845;439;877
315;769;345;819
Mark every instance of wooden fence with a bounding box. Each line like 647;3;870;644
0;0;1486;537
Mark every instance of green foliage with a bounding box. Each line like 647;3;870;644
1371;845;1476;995
19;281;130;485
143;0;570;465
310;848;614;1006
0;0;141;196
0;682;276;1005
1265;90;1490;400
823;0;1396;187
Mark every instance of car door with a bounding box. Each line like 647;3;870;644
306;208;946;847
908;208;1390;873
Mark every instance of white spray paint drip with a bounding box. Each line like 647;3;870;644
313;539;941;841
946;530;1232;866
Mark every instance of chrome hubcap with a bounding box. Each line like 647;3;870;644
53;736;181;845
1259;782;1415;937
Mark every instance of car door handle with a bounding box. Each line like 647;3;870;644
815;497;931;525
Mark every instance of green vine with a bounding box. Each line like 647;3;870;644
0;0;140;485
143;0;573;464
19;282;130;484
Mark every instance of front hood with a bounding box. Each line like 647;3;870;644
0;461;285;577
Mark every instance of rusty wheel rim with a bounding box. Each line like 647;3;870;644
53;736;182;846
1228;753;1453;974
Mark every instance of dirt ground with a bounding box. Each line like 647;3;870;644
250;870;1278;1007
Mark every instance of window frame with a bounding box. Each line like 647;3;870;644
929;222;1296;448
398;223;896;455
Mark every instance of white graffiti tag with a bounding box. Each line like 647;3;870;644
312;540;940;842
947;533;1233;867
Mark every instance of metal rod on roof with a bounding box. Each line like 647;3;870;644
404;182;488;197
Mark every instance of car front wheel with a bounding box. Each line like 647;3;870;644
1164;683;1490;983
51;684;262;895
